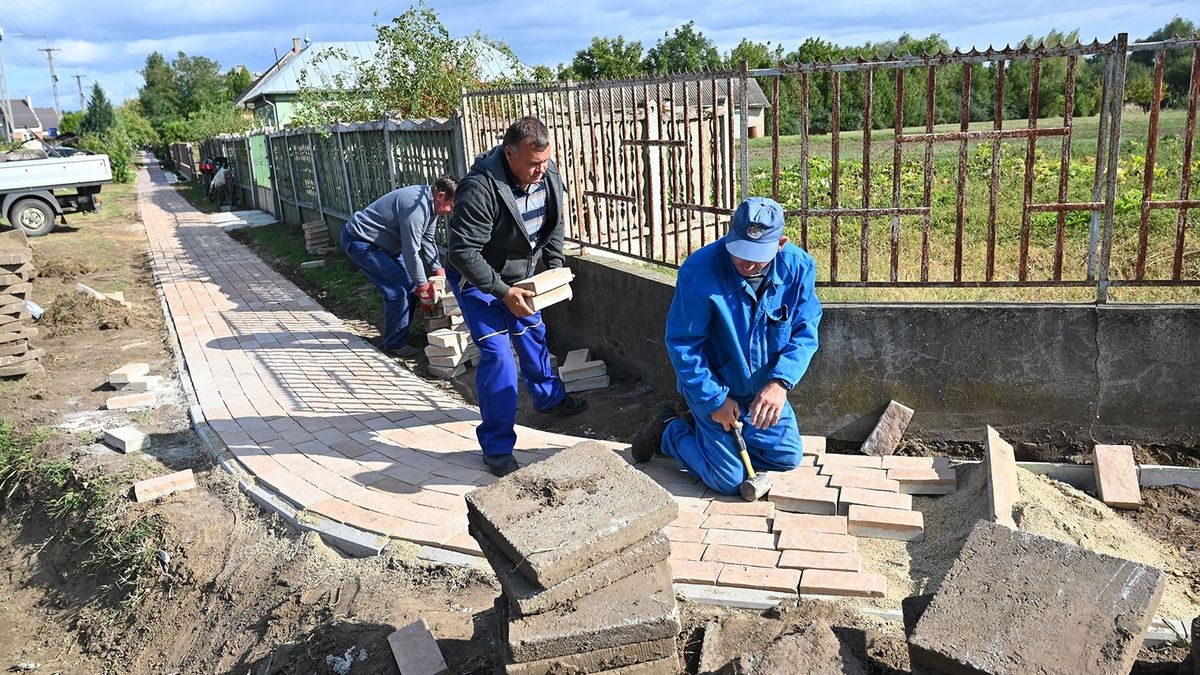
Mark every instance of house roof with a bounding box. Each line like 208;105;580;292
235;37;533;107
2;99;43;130
34;107;60;130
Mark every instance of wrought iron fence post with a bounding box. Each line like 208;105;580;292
335;124;355;214
1097;33;1129;304
308;130;325;218
267;133;283;219
383;117;398;189
739;61;750;201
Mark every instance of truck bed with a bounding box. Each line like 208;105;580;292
0;154;113;192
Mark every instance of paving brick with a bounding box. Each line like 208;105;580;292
669;559;722;585
424;344;462;358
799;569;886;598
704;498;775;517
505;561;679;662
778;550;862;572
909;520;1165;675
528;284;572;312
800;435;826;454
701;528;777;549
772;471;831;490
103;426;149;453
859;400;914;456
701;544;780;568
133;469;197;502
771;512;848;534
888;467;958;495
664;526;706;543
776;529;857;554
669;542;706;561
816;454;882;469
466;441;677;588
106;391;157;410
563;374;609;393
558;360;606;383
767;483;838;515
514;267;574;294
387;618;449;675
700;513;771;532
880;455;952;471
669;510;707;528
118;375;163;393
827;471;900;492
108;362;150;385
847;504;925;542
562;348;589;368
504;635;677;675
717;564;801;594
426;329;465;349
836;486;913;514
1093;444;1142;509
428;363;466;379
984;426;1020;528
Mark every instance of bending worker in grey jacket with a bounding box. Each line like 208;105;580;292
340;176;457;357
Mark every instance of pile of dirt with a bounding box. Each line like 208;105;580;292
855;462;1200;622
41;294;138;336
34;256;95;278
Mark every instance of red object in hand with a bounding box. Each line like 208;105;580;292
416;281;436;316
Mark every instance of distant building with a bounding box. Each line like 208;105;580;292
1;97;61;142
234;36;532;127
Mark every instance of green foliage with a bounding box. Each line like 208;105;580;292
643;21;722;74
224;65;253;101
1132;16;1198;107
566;36;645;80
80;127;133;183
117;103;160;148
81;83;116;135
173;52;227;118
59;111;85;135
725;38;782;70
138;52;181;129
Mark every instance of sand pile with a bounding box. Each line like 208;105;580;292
855;462;1199;621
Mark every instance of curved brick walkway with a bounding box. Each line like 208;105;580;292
139;162;905;603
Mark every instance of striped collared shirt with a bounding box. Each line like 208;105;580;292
510;179;547;241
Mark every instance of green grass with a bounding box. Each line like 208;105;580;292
172;177;221;214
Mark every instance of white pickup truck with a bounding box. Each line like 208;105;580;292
0;148;113;236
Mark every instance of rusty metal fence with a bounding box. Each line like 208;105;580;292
461;33;1199;302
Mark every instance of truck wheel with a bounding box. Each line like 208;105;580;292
8;198;56;237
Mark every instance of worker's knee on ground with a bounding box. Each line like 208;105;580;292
703;464;749;496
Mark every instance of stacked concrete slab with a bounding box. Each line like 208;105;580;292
0;229;42;378
516;268;573;313
466;441;682;673
301;220;335;255
558;348;609;393
424;277;477;379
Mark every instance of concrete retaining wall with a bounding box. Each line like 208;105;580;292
542;252;1200;444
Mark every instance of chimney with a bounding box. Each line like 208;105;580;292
292;37;302;53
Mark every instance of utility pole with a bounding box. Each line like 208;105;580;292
0;28;14;142
37;46;62;117
73;74;85;111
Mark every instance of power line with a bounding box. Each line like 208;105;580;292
36;46;61;116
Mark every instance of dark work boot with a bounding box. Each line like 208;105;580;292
541;394;588;417
483;453;520;477
631;404;678;463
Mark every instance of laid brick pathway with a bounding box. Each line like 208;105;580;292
138;164;933;600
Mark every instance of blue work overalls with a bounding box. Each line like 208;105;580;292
662;239;823;495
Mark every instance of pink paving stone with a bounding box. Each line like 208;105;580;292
887;467;958;495
798;569;887;598
669;559;723;585
704;499;775;517
670;510;708;529
443;531;484;556
816;454;883;469
701;529;777;549
668;542;707;561
664;526;707;543
700;514;772;532
826;472;901;493
768;483;839;515
778;550;863;573
717;565;801;594
836;486;914;514
776;529;858;554
801;435;827;453
701;544;780;568
879;455;952;471
771;513;848;535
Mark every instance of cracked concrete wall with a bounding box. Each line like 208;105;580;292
544;252;1200;444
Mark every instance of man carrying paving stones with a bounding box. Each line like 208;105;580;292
339;176;457;357
447;116;587;477
632;196;823;495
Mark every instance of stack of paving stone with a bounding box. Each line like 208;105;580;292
301;220;334;254
105;362;161;409
516;268;573;312
0;229;42;379
466;442;682;674
558;348;608;393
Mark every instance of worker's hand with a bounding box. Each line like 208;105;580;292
433;267;446;277
749;380;788;430
415;281;436;315
502;286;536;318
710;397;742;432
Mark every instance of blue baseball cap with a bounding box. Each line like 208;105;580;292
724;197;786;263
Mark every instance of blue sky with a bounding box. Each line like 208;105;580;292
0;0;1194;113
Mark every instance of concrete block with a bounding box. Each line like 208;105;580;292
133;469;196;502
767;483;839;515
428;364;465;379
668;559;722;585
1093;444;1142;509
387;619;448;675
505;560;679;662
888;467;957;495
778;550;862;572
466;441;678;588
106;392;157;410
424;344;462;358
673;583;793;610
770;512;847;534
118;375;162;393
859;400;914;456
103;426;149;453
299;260;326;269
558;360;606;383
0;339;28;357
426;329;464;349
827;471;900;492
0;359;43;377
428;353;466;368
984;426;1020;528
776;529;857;554
528;283;572;312
108;362;150;385
798;569;886;598
564;374;609;393
701;544;779;568
563;348;589;367
515;267;574;295
0;347;42;367
847;504;924;541
505;635;677;675
697;621;723;675
0;250;32;265
475;524;670;616
909;520;1165;675
837;486;913;514
717;564;801;594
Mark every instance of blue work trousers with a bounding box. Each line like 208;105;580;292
340;228;416;350
447;268;565;456
662;393;805;495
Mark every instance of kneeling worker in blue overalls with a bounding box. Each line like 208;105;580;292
632;197;822;495
447;117;588;477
